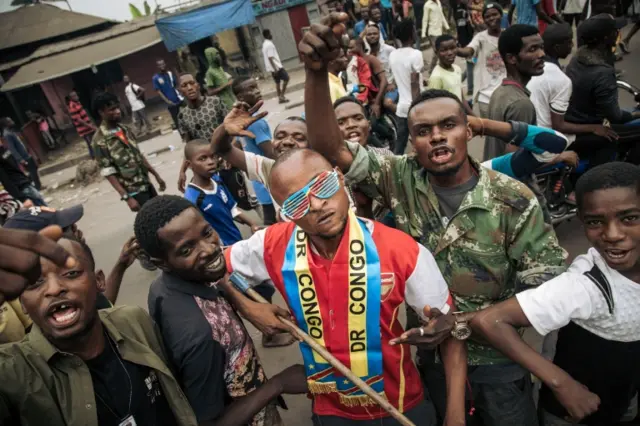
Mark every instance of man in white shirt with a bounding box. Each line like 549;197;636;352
528;23;616;146
464;162;640;426
262;29;290;104
123;75;151;134
389;18;424;154
422;0;450;74
456;3;506;118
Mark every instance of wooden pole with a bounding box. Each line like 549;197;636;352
229;272;416;426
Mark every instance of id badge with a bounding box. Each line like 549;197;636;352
119;416;137;426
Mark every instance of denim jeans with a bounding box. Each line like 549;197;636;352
21;184;46;206
419;354;538;426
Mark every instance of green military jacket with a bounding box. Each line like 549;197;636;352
0;306;198;426
92;123;151;194
348;146;567;364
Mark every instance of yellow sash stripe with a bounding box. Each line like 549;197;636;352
347;212;369;377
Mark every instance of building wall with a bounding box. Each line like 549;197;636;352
41;42;180;129
40;76;74;127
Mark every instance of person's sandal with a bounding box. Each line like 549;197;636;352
619;41;631;54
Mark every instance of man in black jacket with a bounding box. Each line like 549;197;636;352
565;14;640;165
0;145;46;206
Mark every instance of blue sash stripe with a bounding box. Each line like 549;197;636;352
360;218;383;381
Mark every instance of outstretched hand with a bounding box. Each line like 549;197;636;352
298;12;350;71
389;305;456;348
223;101;269;138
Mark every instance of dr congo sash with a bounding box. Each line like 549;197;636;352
281;211;385;407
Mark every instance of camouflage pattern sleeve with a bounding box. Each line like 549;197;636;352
93;139;118;178
508;196;567;289
343;141;401;209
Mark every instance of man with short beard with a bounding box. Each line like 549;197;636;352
301;12;566;425
137;196;306;425
365;24;396;85
485;24;545;162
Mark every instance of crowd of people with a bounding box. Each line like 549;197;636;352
2;0;640;425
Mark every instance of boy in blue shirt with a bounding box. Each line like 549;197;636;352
231;77;278;225
184;138;295;348
183;139;259;246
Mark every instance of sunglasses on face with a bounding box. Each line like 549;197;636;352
281;170;341;220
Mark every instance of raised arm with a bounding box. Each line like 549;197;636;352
299;12;355;173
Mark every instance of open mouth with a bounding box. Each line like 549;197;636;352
603;248;632;264
429;146;454;165
347;131;361;143
47;301;81;328
204;251;225;273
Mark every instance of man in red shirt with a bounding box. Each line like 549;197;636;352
222;141;467;425
66;90;97;158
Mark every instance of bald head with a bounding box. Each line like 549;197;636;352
270;148;349;239
269;148;334;205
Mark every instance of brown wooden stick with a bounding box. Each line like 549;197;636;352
242;286;415;426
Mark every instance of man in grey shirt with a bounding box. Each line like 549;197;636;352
484;24;544;161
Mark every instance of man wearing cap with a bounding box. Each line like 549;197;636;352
457;4;507;122
2;206;138;320
565;13;640;166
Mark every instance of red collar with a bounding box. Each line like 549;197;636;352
501;78;530;95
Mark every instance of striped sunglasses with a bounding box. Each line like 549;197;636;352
281;169;341;220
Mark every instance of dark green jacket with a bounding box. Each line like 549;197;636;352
0;306;198;426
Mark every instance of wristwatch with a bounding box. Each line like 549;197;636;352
451;311;472;341
121;193;131;201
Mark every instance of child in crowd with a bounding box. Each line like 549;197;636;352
427;34;474;115
183;139;259;246
466;162;640;426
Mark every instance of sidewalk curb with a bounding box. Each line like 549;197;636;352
262;81;305;101
40;129;165;177
284;99;304;110
44;145;175;190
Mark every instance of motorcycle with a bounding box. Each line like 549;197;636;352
617;79;640;108
535;78;639;227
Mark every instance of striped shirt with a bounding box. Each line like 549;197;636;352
67;100;94;137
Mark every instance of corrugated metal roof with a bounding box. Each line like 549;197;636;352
0;4;112;51
0;17;157;72
1;24;162;92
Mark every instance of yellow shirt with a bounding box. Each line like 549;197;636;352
329;72;348;104
427;64;464;100
0;300;32;344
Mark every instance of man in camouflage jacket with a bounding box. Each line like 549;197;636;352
92;92;166;212
300;13;566;426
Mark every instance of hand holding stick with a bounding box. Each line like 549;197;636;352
229;272;415;426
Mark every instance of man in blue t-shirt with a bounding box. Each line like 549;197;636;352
508;0;554;28
231;77;278;225
183;139;259;245
153;59;183;130
354;7;369;38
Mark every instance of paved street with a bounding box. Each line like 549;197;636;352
42;33;640;425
